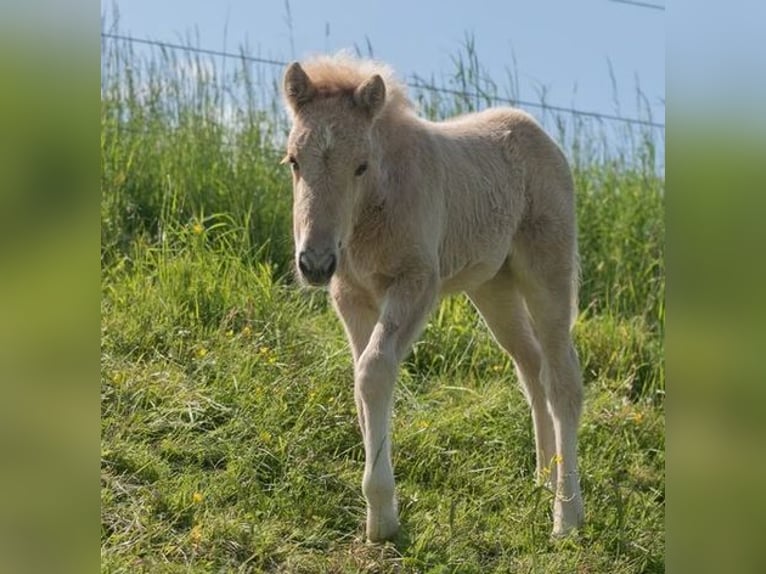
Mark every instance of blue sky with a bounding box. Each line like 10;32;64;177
102;0;664;127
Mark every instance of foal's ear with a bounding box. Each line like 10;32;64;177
354;74;386;119
283;62;316;112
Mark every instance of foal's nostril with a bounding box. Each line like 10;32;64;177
298;252;311;277
325;254;337;277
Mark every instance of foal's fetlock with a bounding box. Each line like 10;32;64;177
363;473;398;542
552;495;584;537
366;505;399;542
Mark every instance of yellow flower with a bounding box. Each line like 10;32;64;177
259;430;272;444
225;329;234;338
631;411;645;424
241;325;252;338
192;222;204;235
418;420;430;430
552;454;564;465
196;347;208;358
258;346;278;365
192;492;204;504
190;524;202;543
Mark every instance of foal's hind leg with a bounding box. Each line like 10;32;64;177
468;272;557;488
518;260;585;535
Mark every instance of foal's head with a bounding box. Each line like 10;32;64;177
282;61;386;286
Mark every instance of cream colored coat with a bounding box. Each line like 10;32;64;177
283;54;583;542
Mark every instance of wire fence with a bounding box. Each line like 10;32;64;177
101;32;664;130
609;0;665;11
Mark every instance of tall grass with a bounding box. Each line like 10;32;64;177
101;28;664;573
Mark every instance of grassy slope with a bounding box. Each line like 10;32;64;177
101;39;664;573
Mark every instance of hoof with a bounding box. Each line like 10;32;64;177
552;500;584;538
366;512;399;543
551;522;580;539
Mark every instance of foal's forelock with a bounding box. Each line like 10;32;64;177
316;124;334;153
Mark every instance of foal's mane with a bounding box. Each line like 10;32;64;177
300;53;413;115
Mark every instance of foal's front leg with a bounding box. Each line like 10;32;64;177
353;273;438;542
331;282;380;442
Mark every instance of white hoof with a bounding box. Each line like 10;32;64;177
552;496;584;537
366;508;399;542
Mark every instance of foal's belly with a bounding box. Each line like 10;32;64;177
439;260;505;295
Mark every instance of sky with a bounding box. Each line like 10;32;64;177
101;0;666;157
101;0;665;135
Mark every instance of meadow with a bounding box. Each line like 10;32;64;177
100;35;664;573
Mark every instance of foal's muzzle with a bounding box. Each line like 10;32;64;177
297;248;337;286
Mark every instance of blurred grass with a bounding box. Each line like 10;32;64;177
101;30;664;573
0;25;95;574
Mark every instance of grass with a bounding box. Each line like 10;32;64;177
101;31;664;573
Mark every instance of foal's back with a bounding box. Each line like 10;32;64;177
413;107;574;291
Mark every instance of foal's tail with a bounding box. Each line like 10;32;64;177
569;246;581;330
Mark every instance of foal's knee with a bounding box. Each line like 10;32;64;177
355;348;397;402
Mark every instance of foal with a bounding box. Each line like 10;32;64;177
281;54;584;542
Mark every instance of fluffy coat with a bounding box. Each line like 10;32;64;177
282;54;584;542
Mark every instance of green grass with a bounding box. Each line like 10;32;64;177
101;33;664;573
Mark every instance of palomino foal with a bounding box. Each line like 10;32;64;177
281;55;584;542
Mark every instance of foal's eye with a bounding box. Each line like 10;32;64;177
288;156;299;172
354;162;368;177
